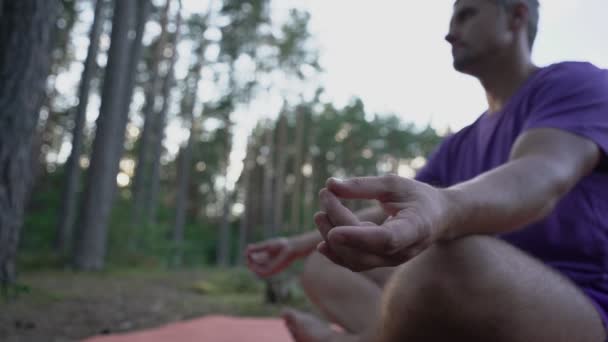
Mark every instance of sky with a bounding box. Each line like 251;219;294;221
296;1;608;131
223;0;608;186
55;1;608;188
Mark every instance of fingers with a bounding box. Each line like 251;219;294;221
316;241;346;266
246;238;290;277
314;211;332;241
315;213;362;264
319;188;360;227
258;252;290;277
326;175;406;201
326;225;395;255
246;239;281;254
317;240;395;272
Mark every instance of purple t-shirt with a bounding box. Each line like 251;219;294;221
416;62;608;316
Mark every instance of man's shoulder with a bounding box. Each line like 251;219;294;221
438;118;482;150
536;61;607;86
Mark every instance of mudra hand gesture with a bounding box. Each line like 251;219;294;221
315;175;451;271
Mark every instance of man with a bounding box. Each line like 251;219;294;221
247;0;608;340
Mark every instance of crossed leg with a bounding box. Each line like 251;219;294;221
285;236;606;342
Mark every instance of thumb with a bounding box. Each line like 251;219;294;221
326;175;403;201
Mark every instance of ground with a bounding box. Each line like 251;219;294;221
0;268;308;342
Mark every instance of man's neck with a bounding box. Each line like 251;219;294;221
479;56;538;115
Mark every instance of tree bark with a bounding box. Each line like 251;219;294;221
115;0;151;158
72;0;136;271
0;0;57;287
290;109;305;232
55;0;107;254
262;126;274;238
131;0;170;229
217;188;232;266
303;115;316;231
217;119;234;267
236;140;254;265
146;5;182;226
172;122;192;267
273;113;288;235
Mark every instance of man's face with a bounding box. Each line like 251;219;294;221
446;0;513;74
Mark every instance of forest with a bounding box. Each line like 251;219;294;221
1;1;442;340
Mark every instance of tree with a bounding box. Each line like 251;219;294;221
72;0;138;271
0;0;57;287
146;3;183;227
55;0;108;255
273;112;289;235
131;0;171;229
289;107;306;231
262;125;274;238
236;138;255;264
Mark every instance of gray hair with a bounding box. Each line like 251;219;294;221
496;0;540;49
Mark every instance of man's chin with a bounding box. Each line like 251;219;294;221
452;58;475;75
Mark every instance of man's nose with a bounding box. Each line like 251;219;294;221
445;32;458;45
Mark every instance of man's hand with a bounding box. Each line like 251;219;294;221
315;175;451;271
246;238;301;277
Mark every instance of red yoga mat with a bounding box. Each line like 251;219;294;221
82;315;292;342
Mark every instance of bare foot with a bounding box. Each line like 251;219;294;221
282;309;356;342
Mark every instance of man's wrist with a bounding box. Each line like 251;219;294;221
288;234;317;257
439;187;470;241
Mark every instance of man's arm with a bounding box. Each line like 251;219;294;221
443;128;601;239
315;128;602;271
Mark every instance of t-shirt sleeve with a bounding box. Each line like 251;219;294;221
415;135;453;187
523;63;608;168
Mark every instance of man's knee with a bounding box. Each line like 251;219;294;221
387;235;508;294
379;236;513;338
299;252;334;294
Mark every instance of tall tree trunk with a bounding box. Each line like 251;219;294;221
55;0;107;254
262;127;274;238
131;0;170;229
217;188;232;266
302;153;315;231
273;113;288;235
146;5;182;226
217;120;234;267
290;109;305;232
115;0;150;159
172;120;193;267
237;141;254;265
302;116;316;231
0;0;56;287
72;0;136;271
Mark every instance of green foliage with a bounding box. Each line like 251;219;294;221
18;0;444;276
192;267;263;295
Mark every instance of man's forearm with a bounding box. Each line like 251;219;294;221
443;157;572;239
290;205;387;255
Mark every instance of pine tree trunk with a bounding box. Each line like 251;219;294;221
303;116;317;231
290;109;305;232
0;0;57;287
172;124;192;267
217;189;232;266
236;141;254;265
55;0;107;254
72;0;136;271
131;0;170;229
273;114;288;235
217;120;234;267
146;5;183;226
262;127;274;238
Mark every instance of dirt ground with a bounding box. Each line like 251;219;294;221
0;269;302;342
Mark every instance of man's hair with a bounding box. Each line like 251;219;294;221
495;0;540;50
